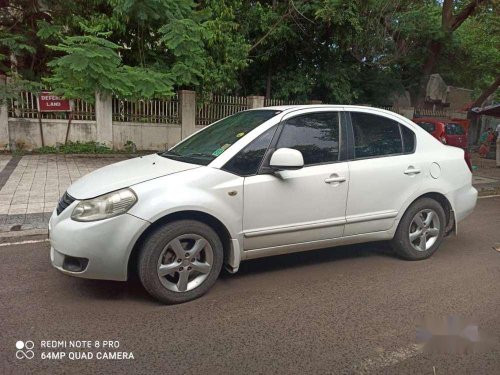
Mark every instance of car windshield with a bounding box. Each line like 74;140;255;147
159;110;281;165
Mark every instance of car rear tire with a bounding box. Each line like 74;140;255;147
391;198;446;260
138;220;223;304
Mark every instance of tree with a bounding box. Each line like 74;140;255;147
1;0;497;106
414;0;489;106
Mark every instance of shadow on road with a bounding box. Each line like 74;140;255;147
70;277;156;304
68;241;396;304
224;241;396;278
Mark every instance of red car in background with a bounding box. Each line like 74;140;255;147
413;118;472;170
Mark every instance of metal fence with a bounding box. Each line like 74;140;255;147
7;91;95;120
264;98;305;107
112;94;179;124
413;108;450;119
196;95;248;126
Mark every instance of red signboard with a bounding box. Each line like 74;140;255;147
37;91;71;112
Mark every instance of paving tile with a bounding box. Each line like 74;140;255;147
11;198;28;205
0;155;129;230
27;203;45;213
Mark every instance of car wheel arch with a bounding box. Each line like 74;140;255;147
127;210;234;280
400;192;456;236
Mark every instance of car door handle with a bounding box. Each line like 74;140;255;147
325;175;346;184
404;167;421;175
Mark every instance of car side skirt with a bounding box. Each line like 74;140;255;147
242;230;394;260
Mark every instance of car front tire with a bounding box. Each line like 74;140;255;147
138;220;223;304
391;198;446;260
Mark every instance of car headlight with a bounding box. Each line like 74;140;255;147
71;188;137;222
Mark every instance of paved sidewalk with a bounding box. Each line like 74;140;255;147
0;152;498;234
0;154;129;232
470;153;500;196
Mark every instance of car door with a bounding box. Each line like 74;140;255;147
241;110;349;251
345;110;423;236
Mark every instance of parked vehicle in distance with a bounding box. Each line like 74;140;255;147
413;118;472;170
49;106;477;304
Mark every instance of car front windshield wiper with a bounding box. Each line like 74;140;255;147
158;150;181;158
158;150;216;166
183;152;216;159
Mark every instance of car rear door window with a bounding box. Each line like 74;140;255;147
351;112;403;158
275;112;340;166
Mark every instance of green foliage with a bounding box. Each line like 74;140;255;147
2;0;497;105
123;140;137;153
34;141;113;154
44;35;174;102
440;11;500;96
0;75;43;104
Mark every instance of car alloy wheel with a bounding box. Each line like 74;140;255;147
408;209;441;252
156;234;214;293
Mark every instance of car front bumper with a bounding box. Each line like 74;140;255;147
49;205;150;281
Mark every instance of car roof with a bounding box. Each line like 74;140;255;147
254;105;417;124
255;104;407;115
258;104;365;111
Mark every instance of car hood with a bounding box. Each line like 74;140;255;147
67;154;199;199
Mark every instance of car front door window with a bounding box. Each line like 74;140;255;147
275;112;340;165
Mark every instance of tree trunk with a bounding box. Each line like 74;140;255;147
266;63;272;99
414;41;443;108
471;75;500;108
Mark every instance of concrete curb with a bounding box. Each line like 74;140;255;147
0;229;48;244
0;152;146;158
477;186;500;197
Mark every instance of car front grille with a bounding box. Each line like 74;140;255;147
57;192;75;215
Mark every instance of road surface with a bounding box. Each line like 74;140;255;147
1;197;499;374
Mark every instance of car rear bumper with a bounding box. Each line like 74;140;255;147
446;184;478;224
49;207;150;281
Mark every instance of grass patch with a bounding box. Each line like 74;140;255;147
34;141;113;154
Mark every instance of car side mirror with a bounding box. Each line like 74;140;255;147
269;148;304;170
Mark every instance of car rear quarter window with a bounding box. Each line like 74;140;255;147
401;125;416;153
351;112;403;158
275;112;340;166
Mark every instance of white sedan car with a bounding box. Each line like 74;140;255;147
49;106;477;304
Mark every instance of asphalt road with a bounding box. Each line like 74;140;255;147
1;197;500;374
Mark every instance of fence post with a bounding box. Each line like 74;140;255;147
399;107;415;119
95;92;113;147
179;90;196;139
0;76;9;150
247;96;265;109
